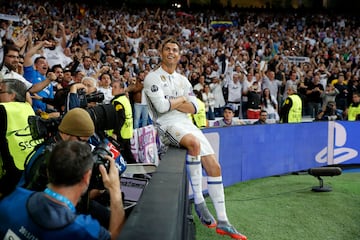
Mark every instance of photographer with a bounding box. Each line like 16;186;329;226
22;107;95;191
315;101;343;121
65;76;103;112
33;76;102;114
23;106;126;228
0;141;125;240
0;79;37;197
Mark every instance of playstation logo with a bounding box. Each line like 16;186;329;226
315;122;358;164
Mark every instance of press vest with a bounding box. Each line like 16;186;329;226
0;102;36;175
192;98;207;128
288;95;302;123
112;95;133;139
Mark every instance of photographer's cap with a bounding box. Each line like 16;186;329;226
59;108;95;137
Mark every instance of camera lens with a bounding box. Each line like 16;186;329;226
86;104;117;131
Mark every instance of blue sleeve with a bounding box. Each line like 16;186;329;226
74;215;111;240
65;93;81;112
24;66;35;83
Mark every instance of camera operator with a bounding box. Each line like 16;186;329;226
65;76;103;111
33;76;101;115
22;107;118;227
22;107;95;191
315;101;343;121
0;141;125;240
65;77;136;165
0;79;37;198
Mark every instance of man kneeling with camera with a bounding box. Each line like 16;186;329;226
0;140;125;240
23;107;96;190
21;107;124;228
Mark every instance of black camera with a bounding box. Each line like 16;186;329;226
77;89;105;108
28;116;62;140
28;104;117;140
89;144;112;189
87;91;105;103
325;103;335;114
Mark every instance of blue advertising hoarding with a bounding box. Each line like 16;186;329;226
202;121;360;187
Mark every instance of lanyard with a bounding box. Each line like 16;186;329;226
44;188;76;213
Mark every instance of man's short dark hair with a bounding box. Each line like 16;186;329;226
46;141;94;186
83;56;92;61
260;110;267;116
100;72;112;81
3;44;20;56
162;38;181;51
34;56;46;64
51;64;63;72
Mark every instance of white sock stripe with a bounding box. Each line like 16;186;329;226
207;180;223;185
186;155;201;163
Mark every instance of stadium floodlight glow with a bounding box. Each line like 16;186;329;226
172;3;181;8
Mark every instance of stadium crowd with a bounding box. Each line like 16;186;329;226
0;1;359;123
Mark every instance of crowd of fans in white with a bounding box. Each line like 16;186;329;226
1;0;360;124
